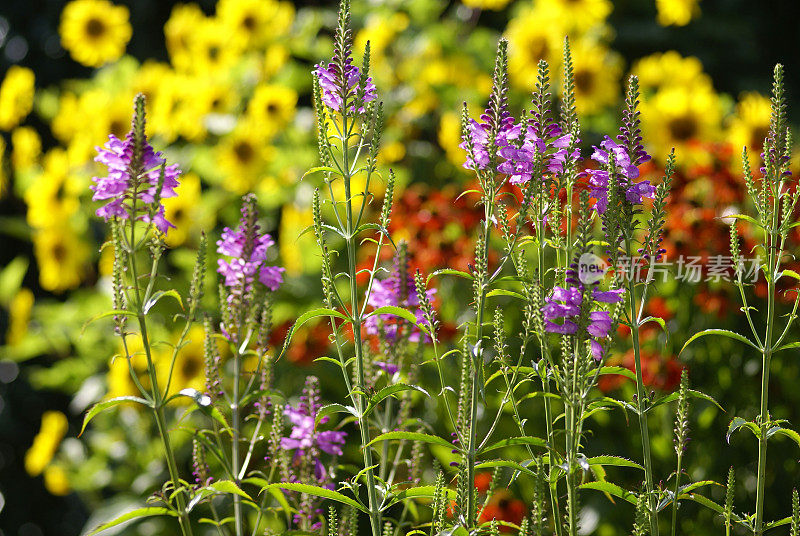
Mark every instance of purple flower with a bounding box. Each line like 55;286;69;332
543;284;623;361
375;361;399;375
281;406;347;457
315;59;376;113
216;200;285;301
91;133;181;234
497;123;579;184
460;111;515;172
587;136;655;214
365;267;435;343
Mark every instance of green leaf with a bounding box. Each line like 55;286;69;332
727;416;760;443
0;256;28;306
207;480;251;499
427;268;473;283
681;329;760;354
725;213;764;229
486;289;527;301
80;396;151;436
767;426;800;450
363;383;429;418
260;483;366;513
366;306;429;335
596;366;637;382
81;309;138;334
586;456;643;471
366;431;454;450
579;481;637;505
475;459;538;479
776;341;800;352
278;308;351;359
479;436;547;454
302;166;339;179
649;389;725;412
640;315;668;338
779;269;800;282
87;507;177;535
315;403;360;426
143;289;184;314
174;388;229;430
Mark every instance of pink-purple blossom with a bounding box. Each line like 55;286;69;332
91;133;181;234
365;268;435;343
315;59;376;113
216;203;285;300
587;136;655;214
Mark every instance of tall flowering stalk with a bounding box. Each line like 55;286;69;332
83;94;202;536
685;64;799;536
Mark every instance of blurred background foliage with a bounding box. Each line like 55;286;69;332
0;0;799;535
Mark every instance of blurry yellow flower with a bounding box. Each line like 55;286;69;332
25;411;68;477
462;0;513;10
217;0;294;49
280;203;320;276
633;51;713;96
439;112;466;167
107;338;153;399
163;173;208;247
59;0;131;67
133;61;172;111
641;83;722;166
44;465;71;496
33;224;89;292
165;3;207;72
263;44;290;79
25;149;82;229
217;121;275;194
570;40;621;116
505;7;564;91
656;0;700;27
379;140;406;164
158;325;207;398
355;12;409;75
149;74;207;143
246;84;297;134
11;126;41;170
188;18;245;75
728;92;772;170
538;0;613;32
6;288;34;347
0;66;35;131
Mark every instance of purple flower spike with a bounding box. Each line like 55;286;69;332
91;131;181;233
216;198;285;301
315;59;376;114
587;136;655;214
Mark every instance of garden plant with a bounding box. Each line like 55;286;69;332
2;0;800;535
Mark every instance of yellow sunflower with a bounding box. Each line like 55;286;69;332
640;83;722;166
462;0;513;9
0;137;6;198
25;149;82;229
59;0;132;68
106;338;151;399
246;84;297;135
33;224;89;292
537;0;613;33
0;66;35;131
438;112;467;167
149;73;208;143
187;18;245;75
728;92;772;171
11;126;42;171
6;288;34;347
217;0;295;49
158;325;207;398
263;44;290;80
505;6;564;92
632;51;713;96
164;3;207;72
162;172;212;247
43;465;71;496
217;121;275;194
25;411;68;477
656;0;701;27
569;39;622;116
279;202;320;276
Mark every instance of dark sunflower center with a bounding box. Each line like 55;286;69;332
668;116;698;142
242;14;257;31
234;141;255;163
208;45;220;61
266;102;278;115
181;354;201;379
109;120;126;138
528;38;549;62
574;69;594;94
85;18;106;38
52;242;67;263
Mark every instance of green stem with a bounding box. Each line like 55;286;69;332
232;347;243;536
670;451;683;536
626;238;658;536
